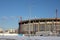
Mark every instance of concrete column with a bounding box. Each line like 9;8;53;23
48;22;51;32
33;21;34;34
38;21;40;32
52;21;54;32
45;21;47;31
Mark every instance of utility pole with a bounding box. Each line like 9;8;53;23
28;0;31;36
56;9;58;33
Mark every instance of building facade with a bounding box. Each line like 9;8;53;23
18;18;60;35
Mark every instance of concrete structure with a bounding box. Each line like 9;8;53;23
18;18;60;36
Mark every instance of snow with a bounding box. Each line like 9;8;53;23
0;36;60;40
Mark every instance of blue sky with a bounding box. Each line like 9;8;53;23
0;0;60;30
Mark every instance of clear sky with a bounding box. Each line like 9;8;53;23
0;0;60;30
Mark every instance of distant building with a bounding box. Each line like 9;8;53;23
0;28;3;33
18;18;60;36
5;29;17;34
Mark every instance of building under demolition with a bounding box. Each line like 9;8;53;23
18;18;60;36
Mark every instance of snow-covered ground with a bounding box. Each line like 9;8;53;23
0;36;60;40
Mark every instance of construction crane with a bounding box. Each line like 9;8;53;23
20;16;22;34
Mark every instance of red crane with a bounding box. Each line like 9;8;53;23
20;16;22;34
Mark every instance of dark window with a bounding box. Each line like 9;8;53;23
39;24;45;31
